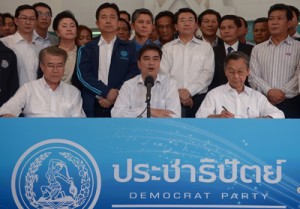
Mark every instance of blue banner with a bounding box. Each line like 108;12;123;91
0;119;299;209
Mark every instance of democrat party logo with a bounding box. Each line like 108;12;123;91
11;139;101;209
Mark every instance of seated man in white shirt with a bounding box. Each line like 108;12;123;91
111;44;181;118
196;51;284;118
0;46;86;117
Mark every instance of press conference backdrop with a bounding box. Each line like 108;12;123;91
0;119;299;209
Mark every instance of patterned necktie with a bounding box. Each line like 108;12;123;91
227;46;234;54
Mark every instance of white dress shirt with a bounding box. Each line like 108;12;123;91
160;37;214;96
111;74;181;118
224;41;239;54
0;77;86;117
0;32;43;86
98;36;116;85
196;83;284;118
249;36;300;98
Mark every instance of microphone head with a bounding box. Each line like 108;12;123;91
144;75;154;87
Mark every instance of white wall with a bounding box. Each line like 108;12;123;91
1;0;299;31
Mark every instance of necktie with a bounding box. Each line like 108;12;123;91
227;46;234;54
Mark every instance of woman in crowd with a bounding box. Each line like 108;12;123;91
53;11;78;85
76;25;92;46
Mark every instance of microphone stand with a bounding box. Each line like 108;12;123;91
144;76;154;118
146;90;151;118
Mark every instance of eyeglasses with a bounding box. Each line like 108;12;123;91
17;16;36;23
45;65;64;71
37;12;52;18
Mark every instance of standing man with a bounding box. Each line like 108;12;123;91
131;8;154;51
2;13;17;37
252;17;270;44
77;2;139;117
209;15;253;90
33;2;59;48
249;4;300;118
0;4;43;86
196;51;284;119
160;8;214;118
154;11;176;48
197;9;223;47
111;44;181;118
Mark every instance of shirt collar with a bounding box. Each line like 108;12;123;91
137;74;161;85
267;35;294;46
224;41;239;51
224;82;250;95
41;77;62;92
14;31;38;44
33;29;50;40
175;36;201;45
98;35;117;46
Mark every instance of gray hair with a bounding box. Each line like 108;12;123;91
224;51;250;70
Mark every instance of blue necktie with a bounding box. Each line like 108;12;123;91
227;46;234;54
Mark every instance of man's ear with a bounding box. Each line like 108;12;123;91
40;63;45;74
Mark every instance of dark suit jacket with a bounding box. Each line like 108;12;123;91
0;41;19;106
77;36;140;117
209;42;253;90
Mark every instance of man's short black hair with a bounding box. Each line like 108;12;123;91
155;11;174;25
198;9;221;25
268;4;293;21
3;13;14;20
219;15;241;28
120;10;131;22
239;16;248;28
53;10;78;31
289;5;300;21
253;17;268;29
132;8;153;23
95;2;119;20
138;44;162;61
15;4;38;19
32;2;52;15
174;8;197;23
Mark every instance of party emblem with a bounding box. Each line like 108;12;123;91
12;139;101;209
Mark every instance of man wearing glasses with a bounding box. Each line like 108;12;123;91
0;4;43;86
33;2;59;48
0;46;85;117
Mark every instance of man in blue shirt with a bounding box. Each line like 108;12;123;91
77;3;139;117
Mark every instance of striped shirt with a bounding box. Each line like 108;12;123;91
249;36;300;98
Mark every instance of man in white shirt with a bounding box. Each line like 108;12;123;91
0;4;43;86
160;8;214;118
196;51;284;119
0;46;85;117
33;2;59;48
112;44;181;118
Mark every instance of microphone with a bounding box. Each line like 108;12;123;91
144;75;154;102
144;76;154;118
